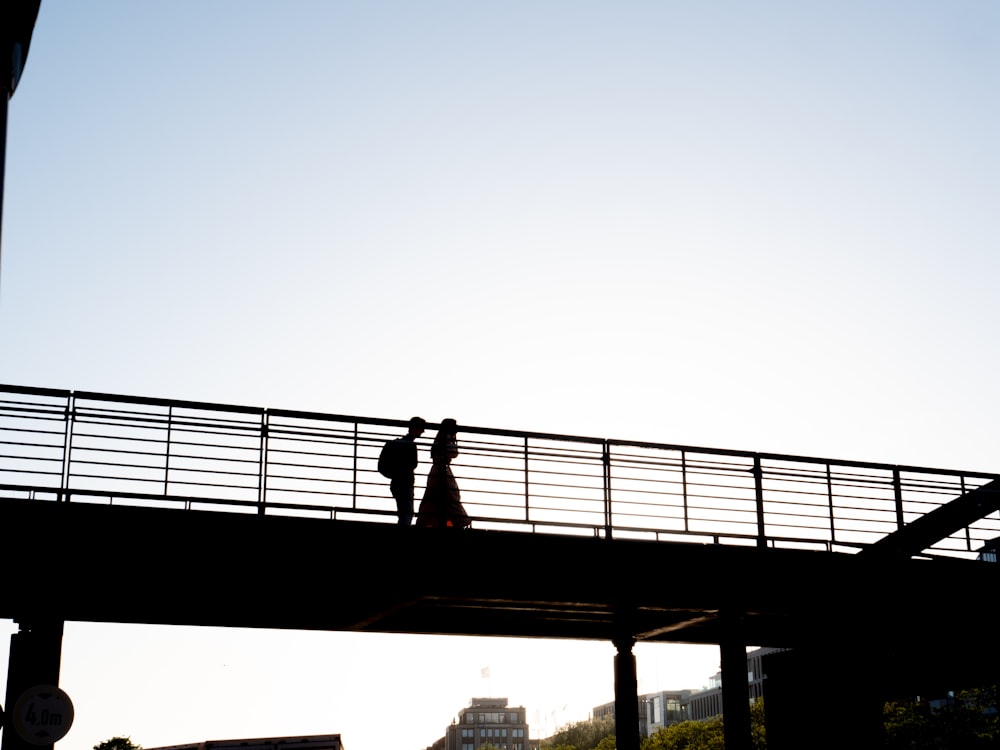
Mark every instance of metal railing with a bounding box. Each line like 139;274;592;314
2;384;998;559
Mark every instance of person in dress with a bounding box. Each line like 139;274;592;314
416;418;471;528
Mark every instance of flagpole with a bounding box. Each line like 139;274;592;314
481;665;491;697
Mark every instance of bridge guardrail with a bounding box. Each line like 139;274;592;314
1;384;998;559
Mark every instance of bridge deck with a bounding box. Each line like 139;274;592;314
2;495;998;693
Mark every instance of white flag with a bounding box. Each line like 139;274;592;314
481;667;490;678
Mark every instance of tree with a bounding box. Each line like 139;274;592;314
883;698;933;749
94;738;141;750
947;686;999;747
883;686;998;749
748;698;767;750
542;716;616;750
640;699;765;750
642;717;724;750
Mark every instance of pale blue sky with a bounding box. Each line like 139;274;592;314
1;2;998;750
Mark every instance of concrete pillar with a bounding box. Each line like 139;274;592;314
613;636;640;750
2;620;65;750
720;626;752;750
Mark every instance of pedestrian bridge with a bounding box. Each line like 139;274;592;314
1;384;999;750
3;384;998;557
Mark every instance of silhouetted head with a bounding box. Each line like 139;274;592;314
407;416;426;438
440;418;458;435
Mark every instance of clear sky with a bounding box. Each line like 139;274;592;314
1;1;998;750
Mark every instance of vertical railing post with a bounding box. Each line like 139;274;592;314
163;404;173;498
58;392;75;502
603;440;613;539
352;422;359;509
523;435;530;523
753;456;766;548
257;411;269;515
960;476;971;552
826;463;836;546
681;450;689;532
893;468;904;531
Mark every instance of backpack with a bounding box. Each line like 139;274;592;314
378;438;406;479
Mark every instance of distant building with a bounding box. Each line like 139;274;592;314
592;697;644;736
644;690;694;733
593;689;691;737
684;672;723;723
977;537;998;563
146;734;344;750
444;697;530;750
684;646;780;721
592;647;785;735
591;700;617;723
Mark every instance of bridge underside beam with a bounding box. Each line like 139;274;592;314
0;497;997;695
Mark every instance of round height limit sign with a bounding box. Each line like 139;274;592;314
13;685;74;745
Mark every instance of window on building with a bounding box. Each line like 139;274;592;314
665;698;683;722
462;729;473;738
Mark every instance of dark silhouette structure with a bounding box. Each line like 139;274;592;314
1;385;998;750
384;415;426;526
0;0;42;285
416;418;471;529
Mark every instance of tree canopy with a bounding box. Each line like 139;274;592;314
542;716;616;750
539;703;766;750
94;737;142;750
536;689;999;750
640;699;765;750
883;687;998;749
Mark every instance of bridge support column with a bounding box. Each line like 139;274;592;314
2;620;65;750
763;646;886;750
613;636;640;750
720;619;752;750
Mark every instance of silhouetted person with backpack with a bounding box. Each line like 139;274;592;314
379;416;426;525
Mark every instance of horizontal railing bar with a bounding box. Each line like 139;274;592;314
0;384;73;399
73;390;266;415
